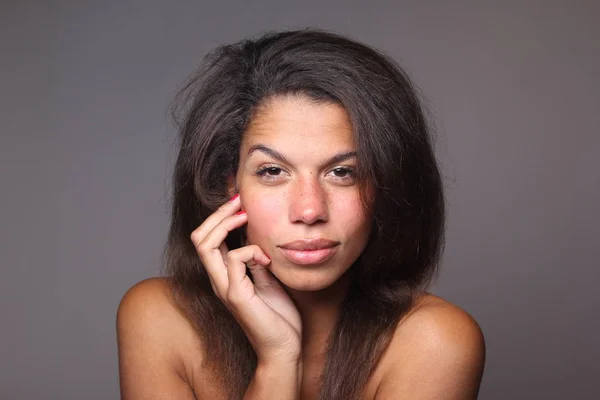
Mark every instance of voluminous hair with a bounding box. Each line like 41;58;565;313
164;28;445;400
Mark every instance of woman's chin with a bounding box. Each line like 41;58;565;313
281;280;334;293
269;262;347;293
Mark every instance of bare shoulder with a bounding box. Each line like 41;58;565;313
117;277;177;322
395;293;485;353
116;277;201;399
375;294;486;399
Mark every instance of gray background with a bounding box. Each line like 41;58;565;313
1;1;598;399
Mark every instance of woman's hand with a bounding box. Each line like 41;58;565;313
191;195;302;365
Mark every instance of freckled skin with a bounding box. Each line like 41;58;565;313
235;96;372;292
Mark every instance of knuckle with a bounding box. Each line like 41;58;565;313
190;229;205;247
246;245;263;259
226;248;242;262
248;244;262;254
195;241;208;254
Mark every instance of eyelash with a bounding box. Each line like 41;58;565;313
254;165;356;183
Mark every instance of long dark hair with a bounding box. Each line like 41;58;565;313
164;29;445;399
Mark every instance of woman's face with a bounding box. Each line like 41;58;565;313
235;95;372;291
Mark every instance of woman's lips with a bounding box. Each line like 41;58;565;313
279;247;339;265
278;239;340;265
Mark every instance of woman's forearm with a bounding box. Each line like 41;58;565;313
243;360;303;400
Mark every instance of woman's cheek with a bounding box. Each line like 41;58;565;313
244;192;283;245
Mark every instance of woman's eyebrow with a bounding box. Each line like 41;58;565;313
247;144;357;166
327;151;358;165
248;144;290;164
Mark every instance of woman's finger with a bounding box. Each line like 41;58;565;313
247;261;281;289
191;211;247;296
219;242;228;265
191;233;229;297
225;245;271;302
191;195;242;243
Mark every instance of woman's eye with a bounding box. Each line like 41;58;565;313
332;168;350;177
328;167;356;183
255;166;285;181
255;165;355;184
261;167;282;176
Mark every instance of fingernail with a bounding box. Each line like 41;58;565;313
235;210;246;215
229;193;239;202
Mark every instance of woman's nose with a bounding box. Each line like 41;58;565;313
288;177;329;225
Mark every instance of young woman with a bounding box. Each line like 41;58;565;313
117;29;485;399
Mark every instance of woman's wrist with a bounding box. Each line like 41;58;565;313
244;359;303;400
257;357;303;384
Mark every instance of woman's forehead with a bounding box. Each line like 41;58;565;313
243;96;356;151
